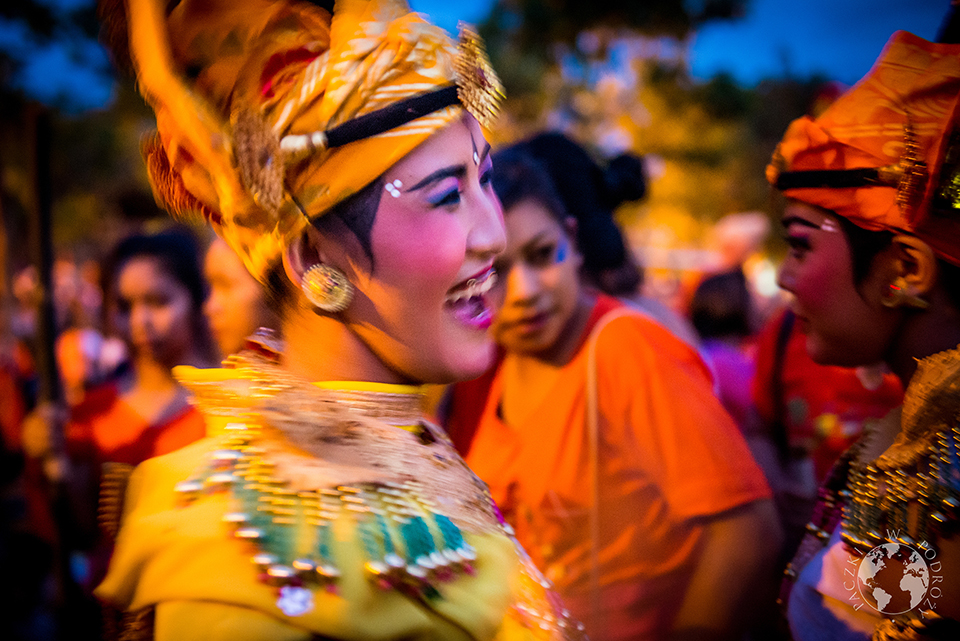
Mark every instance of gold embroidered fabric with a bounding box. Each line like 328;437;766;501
880;343;960;469
161;352;587;638
841;345;960;554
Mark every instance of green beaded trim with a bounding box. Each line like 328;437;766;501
174;420;477;600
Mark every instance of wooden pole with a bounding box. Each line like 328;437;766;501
28;103;61;405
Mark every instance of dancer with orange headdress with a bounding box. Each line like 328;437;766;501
770;31;960;640
94;1;584;639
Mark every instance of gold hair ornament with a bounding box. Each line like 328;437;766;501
233;109;285;219
453;23;504;130
896;117;928;211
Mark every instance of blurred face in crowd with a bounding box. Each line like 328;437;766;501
777;200;897;367
113;257;197;369
204;238;274;356
491;198;583;360
331;114;506;383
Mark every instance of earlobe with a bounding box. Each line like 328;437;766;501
880;235;937;310
281;234;310;288
894;235;937;296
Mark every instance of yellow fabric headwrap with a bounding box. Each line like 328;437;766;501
121;0;500;281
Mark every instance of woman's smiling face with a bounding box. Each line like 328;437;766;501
777;200;898;367
338;113;506;383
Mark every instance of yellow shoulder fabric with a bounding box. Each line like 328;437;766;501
96;435;518;641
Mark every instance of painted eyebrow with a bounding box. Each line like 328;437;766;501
781;216;822;230
521;230;556;251
405;165;466;192
469;131;492;165
479;142;492;165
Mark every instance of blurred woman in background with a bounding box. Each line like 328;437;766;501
516;132;699;348
24;229;214;592
448;147;779;641
203;238;278;358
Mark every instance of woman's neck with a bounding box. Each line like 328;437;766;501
281;308;402;384
129;355;179;393
131;346;212;391
886;289;960;388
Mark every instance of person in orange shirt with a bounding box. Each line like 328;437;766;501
448;148;781;641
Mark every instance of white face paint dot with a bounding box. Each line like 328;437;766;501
472;151;480;165
392;179;403;188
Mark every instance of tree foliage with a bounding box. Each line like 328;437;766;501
479;0;829;264
481;0;748;96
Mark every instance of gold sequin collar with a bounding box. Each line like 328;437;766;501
175;354;426;429
878;343;960;470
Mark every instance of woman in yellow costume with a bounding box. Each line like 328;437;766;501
770;31;960;640
94;1;585;639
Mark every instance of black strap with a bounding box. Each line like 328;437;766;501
775;167;893;191
325;85;460;149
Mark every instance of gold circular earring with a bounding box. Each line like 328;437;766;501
301;264;353;313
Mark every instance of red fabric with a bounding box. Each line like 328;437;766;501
752;309;903;480
65;384;206;467
0;363;26;451
459;295;769;641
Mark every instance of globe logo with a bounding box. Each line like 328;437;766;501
857;543;930;615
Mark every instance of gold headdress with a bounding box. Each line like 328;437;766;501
111;0;503;280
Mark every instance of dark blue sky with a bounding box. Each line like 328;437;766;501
0;0;951;112
414;0;949;85
689;0;947;84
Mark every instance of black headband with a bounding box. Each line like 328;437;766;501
324;85;460;149
774;168;898;191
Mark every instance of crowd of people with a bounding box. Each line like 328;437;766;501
1;1;959;640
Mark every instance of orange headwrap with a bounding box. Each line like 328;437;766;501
767;31;960;265
114;0;502;280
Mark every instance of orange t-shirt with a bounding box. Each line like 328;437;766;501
66;384;206;466
463;296;771;641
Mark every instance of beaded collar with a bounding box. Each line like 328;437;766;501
172;347;503;617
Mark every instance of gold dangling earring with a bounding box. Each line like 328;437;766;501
301;264;353;313
881;279;929;310
881;281;905;308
